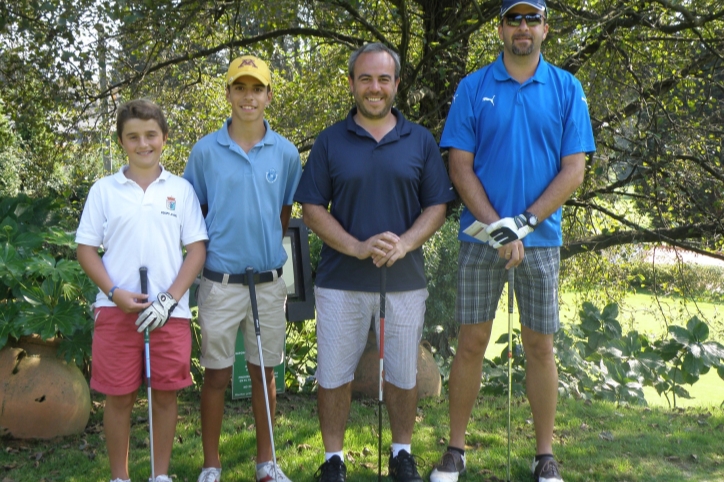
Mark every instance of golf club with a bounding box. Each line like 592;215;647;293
139;267;156;481
378;265;387;482
246;266;278;481
507;267;515;482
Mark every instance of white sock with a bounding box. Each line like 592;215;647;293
391;443;411;457
325;450;344;461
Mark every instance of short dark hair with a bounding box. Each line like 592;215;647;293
116;99;169;139
348;43;401;80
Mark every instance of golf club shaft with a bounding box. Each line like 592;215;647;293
507;267;515;482
378;265;386;482
139;267;155;481
246;267;278;480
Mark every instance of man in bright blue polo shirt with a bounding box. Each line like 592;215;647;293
184;55;301;482
430;2;595;482
295;42;456;482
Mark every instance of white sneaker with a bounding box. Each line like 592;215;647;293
197;467;221;482
110;479;130;482
256;461;292;482
149;476;173;482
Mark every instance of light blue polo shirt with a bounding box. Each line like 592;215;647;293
183;119;302;273
441;53;596;247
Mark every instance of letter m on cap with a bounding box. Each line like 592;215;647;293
240;59;257;68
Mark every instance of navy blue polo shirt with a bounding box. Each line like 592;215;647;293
295;108;455;292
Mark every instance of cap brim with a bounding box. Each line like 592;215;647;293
228;72;270;87
501;2;546;16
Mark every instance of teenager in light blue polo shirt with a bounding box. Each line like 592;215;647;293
183;55;301;482
431;2;595;482
185;118;300;273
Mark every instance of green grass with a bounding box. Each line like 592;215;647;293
2;390;724;482
3;291;723;481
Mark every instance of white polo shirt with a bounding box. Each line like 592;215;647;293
76;165;208;318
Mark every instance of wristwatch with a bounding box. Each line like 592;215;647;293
108;285;120;301
522;211;539;229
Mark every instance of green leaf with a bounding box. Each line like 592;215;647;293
668;325;693;345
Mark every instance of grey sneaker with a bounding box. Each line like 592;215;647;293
429;449;466;482
531;456;563;482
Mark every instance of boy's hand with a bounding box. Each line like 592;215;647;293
112;288;152;314
136;292;178;332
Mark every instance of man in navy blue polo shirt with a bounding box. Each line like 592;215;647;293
295;42;456;482
430;1;595;482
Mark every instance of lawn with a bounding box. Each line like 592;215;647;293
2;389;723;482
2;292;723;481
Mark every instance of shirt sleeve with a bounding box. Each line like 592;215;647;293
180;182;209;247
293;133;332;206
183;144;208;205
440;77;477;153
561;78;596;157
283;148;303;206
419;131;457;208
75;182;104;247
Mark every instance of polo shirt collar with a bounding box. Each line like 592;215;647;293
344;107;412;142
217;118;276;148
492;53;550;84
113;164;171;184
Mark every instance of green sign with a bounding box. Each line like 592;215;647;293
231;330;285;399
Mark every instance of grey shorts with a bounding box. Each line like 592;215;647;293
314;286;428;390
456;242;560;334
196;275;287;369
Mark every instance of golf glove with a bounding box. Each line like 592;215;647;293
486;214;534;248
136;292;177;332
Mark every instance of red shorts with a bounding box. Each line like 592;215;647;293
90;307;192;396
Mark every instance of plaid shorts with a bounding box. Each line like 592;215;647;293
456;241;560;334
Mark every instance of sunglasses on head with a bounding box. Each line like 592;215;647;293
503;13;545;27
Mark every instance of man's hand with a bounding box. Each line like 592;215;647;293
136;292;177;332
486;214;533;248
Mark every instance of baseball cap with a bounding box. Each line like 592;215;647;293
226;55;271;87
501;0;546;16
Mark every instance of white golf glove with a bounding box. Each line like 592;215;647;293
485;214;534;248
136;292;177;332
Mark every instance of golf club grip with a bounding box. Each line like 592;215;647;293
246;267;261;336
507;267;514;312
140;267;148;295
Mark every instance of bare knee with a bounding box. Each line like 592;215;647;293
521;329;554;363
106;392;137;412
203;367;232;391
456;322;493;360
151;390;177;410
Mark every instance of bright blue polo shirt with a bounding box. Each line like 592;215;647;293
295;108;456;292
441;54;596;247
183;119;302;273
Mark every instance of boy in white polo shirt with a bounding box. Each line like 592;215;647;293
76;99;208;482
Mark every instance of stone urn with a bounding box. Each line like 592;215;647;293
0;335;91;439
352;329;442;399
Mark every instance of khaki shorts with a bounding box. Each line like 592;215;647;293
196;275;287;369
315;286;428;390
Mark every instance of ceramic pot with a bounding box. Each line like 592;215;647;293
0;336;91;439
351;330;442;399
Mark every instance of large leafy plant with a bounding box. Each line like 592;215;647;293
0;195;95;367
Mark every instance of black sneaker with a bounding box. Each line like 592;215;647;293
531;456;563;482
388;449;423;482
315;455;347;482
